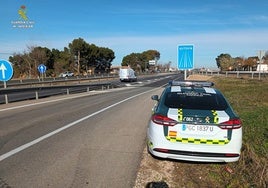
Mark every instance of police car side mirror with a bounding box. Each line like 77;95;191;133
151;95;159;101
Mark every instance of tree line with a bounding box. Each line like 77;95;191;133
121;50;161;73
216;52;268;71
9;36;266;78
9;38;116;78
8;38;162;78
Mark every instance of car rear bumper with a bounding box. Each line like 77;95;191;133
147;145;240;162
147;125;242;163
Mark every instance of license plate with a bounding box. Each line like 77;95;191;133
181;124;214;135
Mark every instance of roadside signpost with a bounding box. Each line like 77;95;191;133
178;45;194;80
38;64;46;81
0;60;14;104
0;60;13;82
38;64;46;74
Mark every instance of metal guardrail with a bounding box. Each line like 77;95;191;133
192;70;268;80
0;74;118;88
0;82;114;104
223;71;267;80
0;72;172;104
0;74;119;104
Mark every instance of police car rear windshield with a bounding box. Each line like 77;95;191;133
164;91;228;110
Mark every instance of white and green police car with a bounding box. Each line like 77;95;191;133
147;81;242;163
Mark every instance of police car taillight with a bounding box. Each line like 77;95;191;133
152;114;177;126
219;118;242;129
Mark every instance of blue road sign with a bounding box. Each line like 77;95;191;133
178;45;194;70
38;64;47;74
0;60;14;82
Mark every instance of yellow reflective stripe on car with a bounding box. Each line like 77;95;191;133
166;136;229;145
147;140;154;148
178;108;183;122
211;110;219;123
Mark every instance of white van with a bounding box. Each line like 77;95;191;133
256;64;268;72
119;68;137;82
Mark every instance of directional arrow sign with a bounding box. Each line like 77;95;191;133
0;60;13;82
178;45;194;70
38;64;47;74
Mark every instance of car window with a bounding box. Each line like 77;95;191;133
164;89;228;110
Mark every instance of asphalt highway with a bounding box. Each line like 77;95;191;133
0;74;181;187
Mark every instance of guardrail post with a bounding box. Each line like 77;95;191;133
5;94;8;104
67;89;70;95
251;72;254;79
35;91;39;100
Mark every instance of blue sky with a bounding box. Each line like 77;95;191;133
1;0;268;69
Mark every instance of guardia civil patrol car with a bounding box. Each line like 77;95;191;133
147;81;242;163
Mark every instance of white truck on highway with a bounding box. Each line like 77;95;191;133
119;67;137;82
256;64;268;72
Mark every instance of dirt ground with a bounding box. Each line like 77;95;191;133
133;147;221;188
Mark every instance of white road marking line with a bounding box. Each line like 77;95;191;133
0;88;158;162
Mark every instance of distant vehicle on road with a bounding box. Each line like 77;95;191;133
59;71;74;77
256;64;268;72
119;67;137;82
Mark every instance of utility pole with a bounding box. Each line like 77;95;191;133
77;50;80;75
